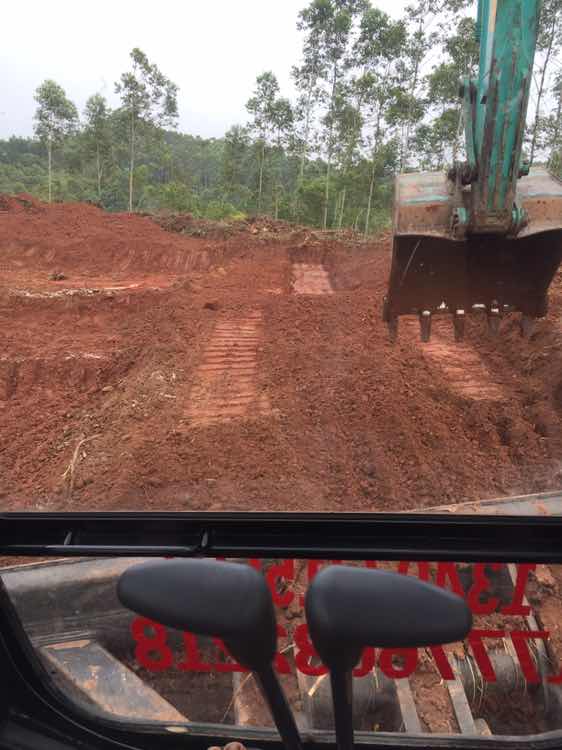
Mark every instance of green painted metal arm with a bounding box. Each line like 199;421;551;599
462;0;541;235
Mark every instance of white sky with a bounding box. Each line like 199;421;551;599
0;0;405;140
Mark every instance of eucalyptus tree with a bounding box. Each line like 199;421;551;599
298;0;368;229
33;80;78;202
551;72;562;163
270;97;294;219
354;7;406;234
429;15;479;163
544;71;562;176
292;45;323;216
529;0;562;164
115;48;178;211
246;71;280;213
330;79;364;228
83;94;112;201
222;125;251;206
395;0;443;170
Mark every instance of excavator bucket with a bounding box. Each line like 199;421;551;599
383;168;562;341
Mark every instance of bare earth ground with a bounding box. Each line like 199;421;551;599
2;193;562;513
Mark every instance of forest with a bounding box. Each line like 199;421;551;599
0;0;560;234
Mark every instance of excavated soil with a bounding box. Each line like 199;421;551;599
2;194;562;512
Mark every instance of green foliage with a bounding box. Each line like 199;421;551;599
33;80;78;202
3;2;560;235
246;72;295;216
34;80;78;145
115;47;179;210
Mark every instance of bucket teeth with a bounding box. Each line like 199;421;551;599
387;316;398;343
382;296;399;343
419;310;432;342
487;305;501;336
520;315;535;339
453;310;465;342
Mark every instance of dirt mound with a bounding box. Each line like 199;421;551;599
0;195;212;285
154;212;302;242
1;197;562;512
154;211;375;247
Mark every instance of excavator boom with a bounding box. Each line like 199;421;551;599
384;0;562;341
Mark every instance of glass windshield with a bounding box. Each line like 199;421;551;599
3;555;562;738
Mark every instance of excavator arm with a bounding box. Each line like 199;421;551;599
384;0;562;342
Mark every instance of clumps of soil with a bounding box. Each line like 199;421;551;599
153;212;298;241
0;193;43;212
1;193;562;516
0;193;211;279
153;210;380;248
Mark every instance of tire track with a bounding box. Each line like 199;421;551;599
404;319;505;401
292;263;334;295
186;311;271;427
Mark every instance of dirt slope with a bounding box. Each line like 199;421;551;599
2;195;562;512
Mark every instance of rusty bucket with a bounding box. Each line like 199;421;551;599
384;168;562;341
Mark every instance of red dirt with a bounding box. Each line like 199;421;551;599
2;194;562;512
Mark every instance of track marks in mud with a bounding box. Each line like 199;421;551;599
185;312;271;427
292;263;333;295
423;338;504;401
119;247;202;274
404;320;505;402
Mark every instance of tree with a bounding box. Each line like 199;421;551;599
33;80;78;202
246;72;280;213
529;0;562;164
329;81;363;228
298;0;368;229
544;71;562;176
429;16;479;163
115;48;178;211
355;7;406;235
270;98;294;219
292;38;324;218
551;72;562;161
83;94;111;202
222;125;251;206
394;0;447;170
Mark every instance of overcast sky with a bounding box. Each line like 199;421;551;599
0;0;404;140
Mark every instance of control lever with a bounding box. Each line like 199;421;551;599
118;559;302;750
305;566;472;750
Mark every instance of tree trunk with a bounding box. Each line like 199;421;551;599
552;80;562;148
337;84;364;231
364;160;377;239
299;90;312;183
96;145;102;201
530;16;557;164
295;79;314;218
323;64;339;230
439;103;446;169
275;132;283;221
257;139;265;214
47;137;52;204
323;156;332;230
364;108;382;238
333;190;341;227
338;185;347;229
402;13;425;171
128;114;135;212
